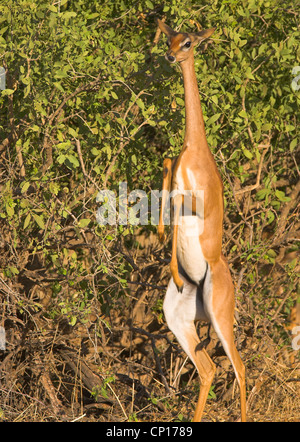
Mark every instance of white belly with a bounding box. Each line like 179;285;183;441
177;216;207;284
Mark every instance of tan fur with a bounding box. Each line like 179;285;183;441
157;19;246;422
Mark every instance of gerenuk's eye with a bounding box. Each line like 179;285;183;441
184;41;191;48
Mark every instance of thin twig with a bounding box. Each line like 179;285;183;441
235;145;269;195
75;138;102;193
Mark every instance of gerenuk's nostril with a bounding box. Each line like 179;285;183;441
167;54;175;62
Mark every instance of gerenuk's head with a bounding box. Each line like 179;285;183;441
157;19;215;64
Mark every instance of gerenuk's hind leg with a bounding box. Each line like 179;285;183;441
163;277;215;422
204;257;246;422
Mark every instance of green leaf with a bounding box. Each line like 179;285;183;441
23;213;31;229
176;97;184;106
289;139;298;151
69;127;78;138
91;148;100;156
275;190;291;202
21;181;30;194
211;95;218;105
285;125;295;132
136;98;145;111
69;316;77;326
57;154;66;164
256;188;270;200
54;82;64;92
239;110;248;119
145;0;154;8
266;211;275;224
5;204;14;217
86;13;100;19
49;182;60;196
23;84;31;98
243;148;253;159
33;213;45;229
61;12;77;20
66;155;79;168
1;89;14;96
78;218;91;228
206;113;221;126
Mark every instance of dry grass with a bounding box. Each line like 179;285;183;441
0;228;299;422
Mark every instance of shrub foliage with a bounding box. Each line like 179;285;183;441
0;0;299;421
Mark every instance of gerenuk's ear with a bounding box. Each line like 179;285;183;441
156;19;177;37
194;28;215;44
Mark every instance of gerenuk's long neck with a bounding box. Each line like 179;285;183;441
180;53;208;149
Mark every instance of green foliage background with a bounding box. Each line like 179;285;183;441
0;0;299;421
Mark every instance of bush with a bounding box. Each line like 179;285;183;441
0;0;299;422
